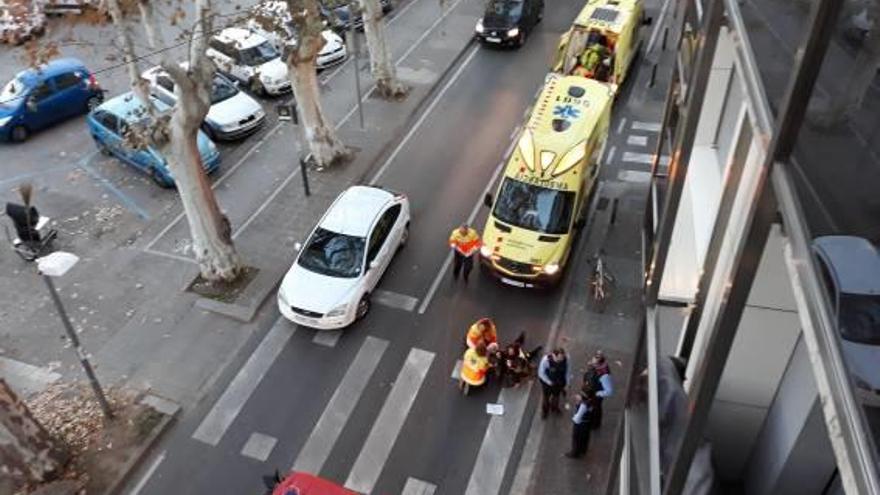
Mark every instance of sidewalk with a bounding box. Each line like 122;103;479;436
0;0;483;410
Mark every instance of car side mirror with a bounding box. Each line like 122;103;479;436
483;193;493;208
574;217;586;229
293;242;302;252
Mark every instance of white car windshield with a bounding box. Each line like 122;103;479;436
211;76;239;104
239;41;279;66
298;228;365;278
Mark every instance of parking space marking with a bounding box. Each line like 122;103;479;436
618;170;653;183
627;135;649;146
79;156;150;221
312;330;343;348
241;432;278;462
631;121;662;132
141;248;198;265
373;289;419;312
402;477;438;495
622;151;669;166
616;117;627;135
451;359;462;380
345;348;435;494
293;336;389;474
606;145;617;165
192;318;296;446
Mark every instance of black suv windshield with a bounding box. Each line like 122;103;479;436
492;177;575;234
239;41;279;66
838;293;880;345
484;0;523;24
211;75;239;104
297;228;365;278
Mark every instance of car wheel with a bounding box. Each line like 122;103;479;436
355;293;371;320
516;30;527;48
86;95;102;112
249;78;265;96
398;222;410;249
10;125;28;142
98;141;112;156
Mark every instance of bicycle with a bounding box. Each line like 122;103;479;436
589;252;614;312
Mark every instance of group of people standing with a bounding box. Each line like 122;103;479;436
538;348;614;459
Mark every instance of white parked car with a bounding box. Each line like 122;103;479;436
248;0;347;70
141;65;266;140
206;27;290;96
812;235;880;404
278;185;410;329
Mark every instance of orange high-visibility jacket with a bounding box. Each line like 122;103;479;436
461;348;489;386
466;319;498;349
449;227;481;257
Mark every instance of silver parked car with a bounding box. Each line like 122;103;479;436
812;235;880;404
141;65;266;141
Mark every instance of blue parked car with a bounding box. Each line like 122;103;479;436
86;92;221;188
0;58;104;142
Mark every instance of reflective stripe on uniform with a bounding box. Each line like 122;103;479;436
449;228;482;257
460;349;488;386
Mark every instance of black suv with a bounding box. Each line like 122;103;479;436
474;0;543;48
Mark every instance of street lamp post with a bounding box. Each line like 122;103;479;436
276;102;311;197
37;252;114;420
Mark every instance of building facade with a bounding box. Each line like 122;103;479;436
617;0;880;493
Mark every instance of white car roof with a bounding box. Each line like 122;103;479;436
320;186;395;237
214;27;268;50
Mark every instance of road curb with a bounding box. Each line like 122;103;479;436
104;394;180;495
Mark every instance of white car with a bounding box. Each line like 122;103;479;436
141;65;266;140
278;185;410;329
206;27;290;96
813;236;880;404
248;0;347;70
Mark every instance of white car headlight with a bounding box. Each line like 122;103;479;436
480;245;492;257
0;116;12;127
277;290;289;306
326;303;348;318
475;18;484;33
543;263;560;275
507;27;519;38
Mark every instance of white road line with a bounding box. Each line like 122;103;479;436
622;151;668;165
141;248;198;265
502;136;517;161
145;0;456;253
417;159;507;314
241;432;278;462
373;289;419;312
345;348;435;494
618;170;653;183
129;450;166;495
508;404;546;495
631;121;662;132
192;319;296;446
646;0;675;54
368;45;480;185
606;145;617;165
402;477;438;495
464;386;531;495
451;359;462;380
616;117;627;135
312;330;343;347
293;336;389;474
232;167;300;239
0;356;62;397
627;135;649;146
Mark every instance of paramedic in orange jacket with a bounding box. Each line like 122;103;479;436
449;223;481;282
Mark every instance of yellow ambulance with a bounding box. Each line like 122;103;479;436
551;0;648;91
480;74;613;288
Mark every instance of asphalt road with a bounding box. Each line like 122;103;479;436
132;1;600;493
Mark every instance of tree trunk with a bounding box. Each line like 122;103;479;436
286;0;351;169
360;0;408;99
0;379;68;492
105;0;158;120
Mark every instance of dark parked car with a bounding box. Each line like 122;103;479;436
0;58;104;142
320;0;392;33
475;0;543;48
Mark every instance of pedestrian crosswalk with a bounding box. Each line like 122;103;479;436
180;315;538;495
608;118;670;181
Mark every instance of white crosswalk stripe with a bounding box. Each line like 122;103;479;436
293;336;389;474
345;348;435;494
402;477;438;495
631;120;662;132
